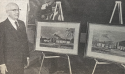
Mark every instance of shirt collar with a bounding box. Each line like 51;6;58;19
8;17;17;23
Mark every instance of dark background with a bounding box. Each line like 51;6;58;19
28;0;125;24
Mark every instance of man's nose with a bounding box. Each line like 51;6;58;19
15;11;19;15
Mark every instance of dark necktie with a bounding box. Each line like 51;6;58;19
15;21;19;30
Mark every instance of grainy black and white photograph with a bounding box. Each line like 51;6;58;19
1;0;125;74
92;30;125;57
86;23;125;64
35;22;80;55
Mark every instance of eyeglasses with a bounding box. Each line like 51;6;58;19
9;9;21;12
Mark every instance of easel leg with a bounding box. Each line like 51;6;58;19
52;1;64;21
67;55;72;74
52;2;57;20
39;52;45;74
119;2;123;24
118;3;121;23
121;64;125;68
109;2;117;23
92;62;97;74
109;1;123;24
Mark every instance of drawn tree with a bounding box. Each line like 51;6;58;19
65;28;74;43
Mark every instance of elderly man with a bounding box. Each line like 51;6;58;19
0;2;29;74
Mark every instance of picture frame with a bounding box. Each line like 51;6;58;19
35;22;80;55
86;23;125;64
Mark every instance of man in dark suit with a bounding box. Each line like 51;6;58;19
0;2;29;74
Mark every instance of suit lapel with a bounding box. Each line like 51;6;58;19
4;19;19;39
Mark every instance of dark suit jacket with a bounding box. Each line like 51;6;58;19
0;18;29;70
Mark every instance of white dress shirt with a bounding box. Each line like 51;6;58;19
8;17;18;30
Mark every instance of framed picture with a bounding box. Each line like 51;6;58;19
35;22;80;55
86;23;125;64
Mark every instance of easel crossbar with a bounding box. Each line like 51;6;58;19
38;52;72;74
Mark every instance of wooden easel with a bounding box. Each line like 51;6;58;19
39;2;72;73
92;1;123;74
41;1;64;21
109;1;125;69
38;52;72;74
109;1;123;24
92;59;110;74
52;1;64;21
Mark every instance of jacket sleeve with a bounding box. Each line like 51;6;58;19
0;24;5;65
22;22;30;57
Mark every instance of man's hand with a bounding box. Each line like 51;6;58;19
0;64;8;74
24;57;30;69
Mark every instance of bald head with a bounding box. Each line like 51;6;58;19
6;2;20;20
6;3;19;11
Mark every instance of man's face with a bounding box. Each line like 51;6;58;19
7;4;20;20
